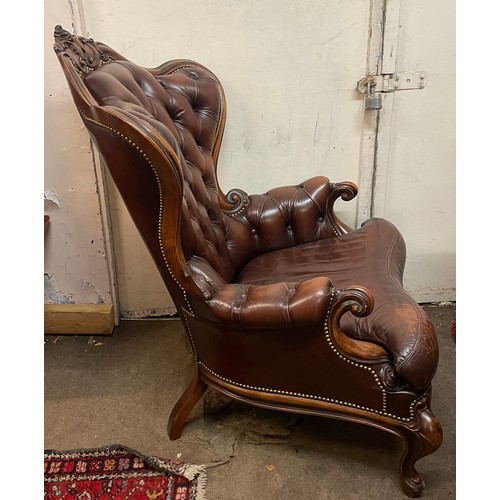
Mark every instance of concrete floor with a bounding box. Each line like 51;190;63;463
44;304;455;499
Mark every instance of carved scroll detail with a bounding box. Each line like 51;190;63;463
331;286;374;320
379;364;409;391
328;181;358;235
330;181;358;203
327;286;389;362
223;188;250;216
53;25;114;74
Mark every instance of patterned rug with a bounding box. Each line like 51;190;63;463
44;444;206;499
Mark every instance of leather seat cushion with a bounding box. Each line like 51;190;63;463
237;217;438;390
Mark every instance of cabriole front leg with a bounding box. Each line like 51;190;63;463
398;394;443;497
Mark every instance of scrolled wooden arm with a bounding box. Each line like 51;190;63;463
327;285;390;362
327;181;358;235
221;188;250;215
330;181;358;202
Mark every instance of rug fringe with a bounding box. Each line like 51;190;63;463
180;463;206;482
194;466;208;500
44;443;208;499
177;464;207;500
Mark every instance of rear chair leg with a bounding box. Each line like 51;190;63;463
168;365;207;440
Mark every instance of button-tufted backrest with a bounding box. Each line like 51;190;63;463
84;59;241;285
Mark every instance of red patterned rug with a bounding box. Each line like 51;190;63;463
44;444;206;499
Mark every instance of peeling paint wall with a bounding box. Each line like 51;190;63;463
44;0;113;306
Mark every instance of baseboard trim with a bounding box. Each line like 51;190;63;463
44;303;115;335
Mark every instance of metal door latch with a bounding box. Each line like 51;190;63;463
365;80;382;110
357;71;427;110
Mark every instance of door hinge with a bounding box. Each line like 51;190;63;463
357;72;427;110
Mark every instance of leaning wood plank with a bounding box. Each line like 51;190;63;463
44;304;114;335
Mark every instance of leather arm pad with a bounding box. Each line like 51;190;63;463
207;277;333;328
235;176;339;255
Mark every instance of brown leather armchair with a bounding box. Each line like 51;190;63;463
53;26;442;497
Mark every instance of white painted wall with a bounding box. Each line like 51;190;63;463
44;0;114;306
83;1;370;211
372;0;456;301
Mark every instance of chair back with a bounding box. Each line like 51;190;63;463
53;26;247;305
